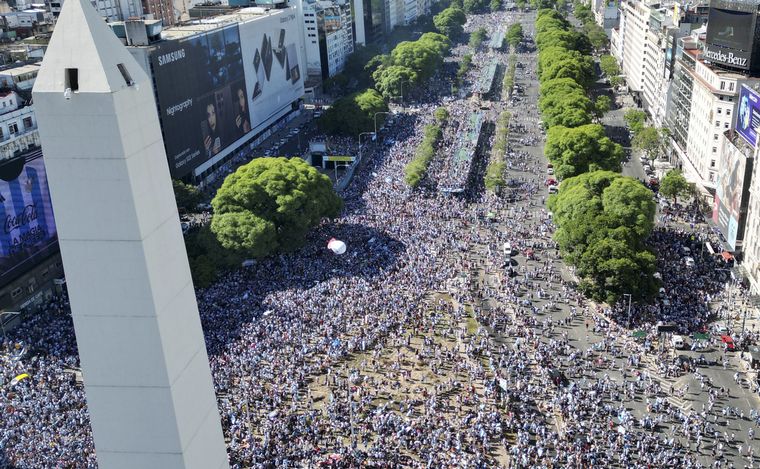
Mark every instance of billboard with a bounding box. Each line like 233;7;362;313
704;7;756;69
714;142;751;250
239;11;304;135
0;150;58;286
150;25;249;179
737;84;760;146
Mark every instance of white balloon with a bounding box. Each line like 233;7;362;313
327;238;347;255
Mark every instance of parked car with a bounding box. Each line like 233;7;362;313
671;335;686;349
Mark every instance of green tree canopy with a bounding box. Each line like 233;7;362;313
319;89;388;135
463;0;488;13
623;108;647;133
433;6;467;37
632;126;665;160
539;52;595;88
659;169;690;202
172;179;203;212
506;23;524;47
372;65;418;98
211;157;343;258
434;106;450;123
599;54;620;77
544;124;623;179
548;171;657;302
594;95;612;118
538;81;594;128
490;0;501;12
418;32;452;56
469;27;488;49
391;41;442;81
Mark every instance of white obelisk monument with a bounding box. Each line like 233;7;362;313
31;0;229;467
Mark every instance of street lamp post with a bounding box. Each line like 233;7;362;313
623;293;632;329
398;79;411;109
0;311;21;350
374;111;392;136
358;131;374;166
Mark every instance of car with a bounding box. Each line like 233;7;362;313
713;323;731;335
545;178;558;186
671;335;686;349
547;167;554;175
548;185;559;194
721;335;736;351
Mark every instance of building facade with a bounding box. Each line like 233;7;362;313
301;0;354;79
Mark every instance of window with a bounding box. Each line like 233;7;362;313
8;123;18;134
720;81;726;90
712;147;717;153
65;68;79;91
725;122;730;129
730;82;735;91
710;160;716;168
714;134;719;140
716;120;720;127
10;287;22;299
726;109;731;116
22;117;32;129
717;108;722;114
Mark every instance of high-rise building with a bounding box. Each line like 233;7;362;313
301;0;355;79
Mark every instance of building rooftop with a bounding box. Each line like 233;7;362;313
159;6;290;41
0;63;40;77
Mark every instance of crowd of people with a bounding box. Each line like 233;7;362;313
2;8;760;469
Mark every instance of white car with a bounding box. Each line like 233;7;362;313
548;185;559;194
547;167;554;175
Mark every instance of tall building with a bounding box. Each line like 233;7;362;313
142;0;176;25
49;0;142;21
301;0;355;80
124;7;306;185
32;0;229;466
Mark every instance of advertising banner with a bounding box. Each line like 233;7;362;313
714;144;749;250
705;8;756;69
150;25;249;179
737;84;760;147
0;150;58;286
239;11;304;134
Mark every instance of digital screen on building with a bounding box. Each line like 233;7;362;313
736;84;760;146
239;11;304;135
705;8;756;69
713;143;750;250
0;151;58;286
150;25;248;179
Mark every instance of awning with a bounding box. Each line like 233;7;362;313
632;330;647;338
722;252;734;261
693;333;710;340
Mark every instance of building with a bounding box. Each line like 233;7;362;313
301;0;354;80
142;0;176;25
0;63;63;316
591;0;619;35
124;6;306;185
615;0;654;100
49;0;136;20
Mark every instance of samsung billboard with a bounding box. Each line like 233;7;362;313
0;150;58;286
713;132;754;251
150;25;249;179
148;11;304;179
705;7;757;70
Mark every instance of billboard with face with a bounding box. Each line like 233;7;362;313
714;141;750;250
239;10;304;134
737;84;760;146
150;25;248;179
0;150;58;286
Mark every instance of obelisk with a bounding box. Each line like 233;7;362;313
31;0;229;467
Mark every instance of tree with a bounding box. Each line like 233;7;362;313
490;0;501;12
538;81;594;128
211;157;343;258
659;169;690;202
172;179;203;212
391;41;443;81
631;126;664;160
433;6;466;37
544;124;623;178
623;108;646;133
418;32;452;57
594;95;612;118
434;106;450;123
463;0;487;13
319;89;388;135
506;23;524;48
405;124;442;187
599;55;620;78
469;27;488;49
515;0;526;10
548;171;657;303
540;54;595;89
372;65;418;98
584;22;608;51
